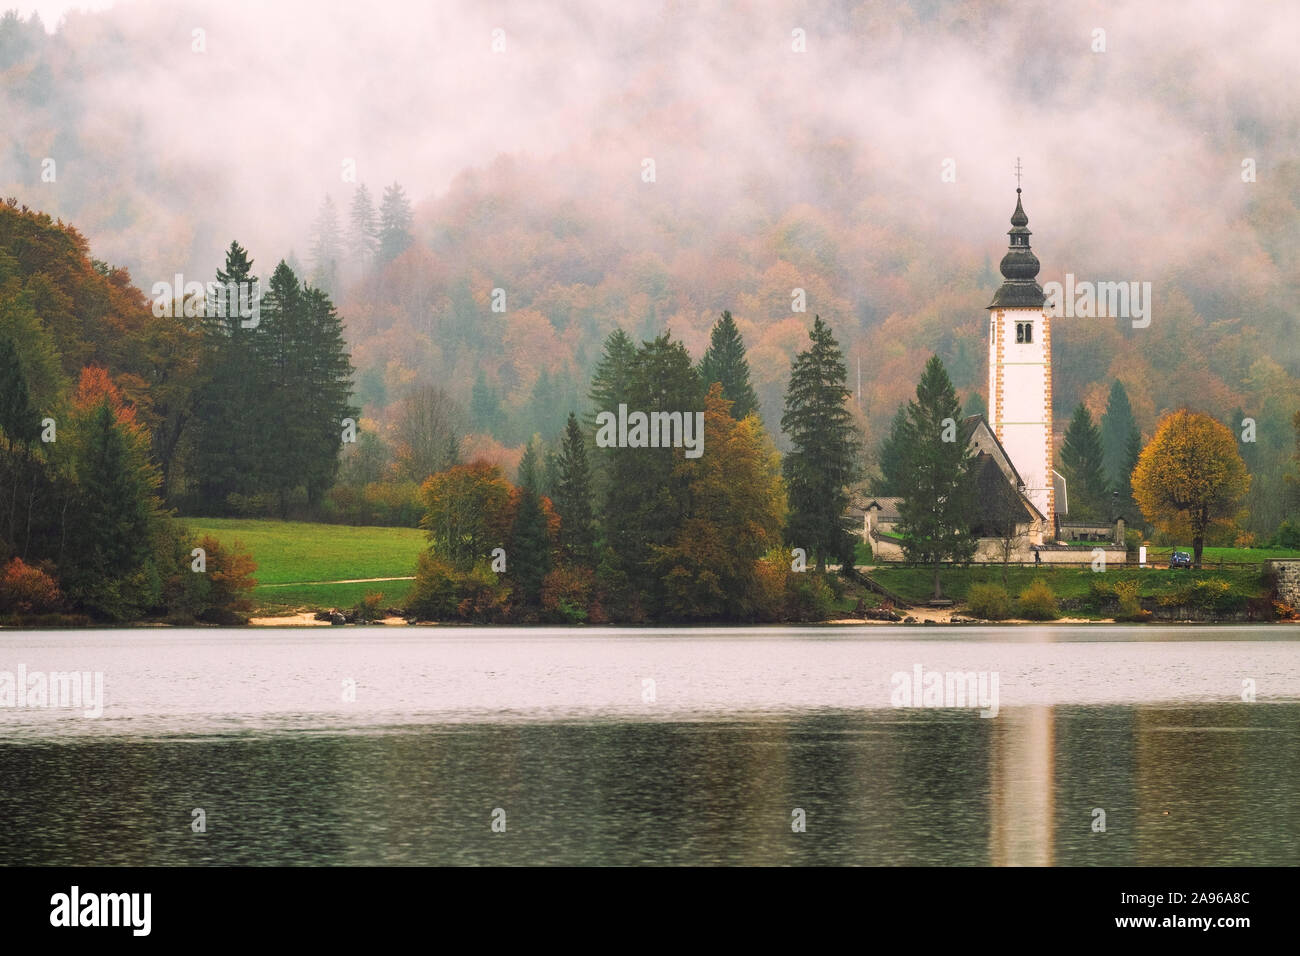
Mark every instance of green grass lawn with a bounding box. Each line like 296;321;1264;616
869;563;1270;607
183;518;426;612
1143;546;1300;565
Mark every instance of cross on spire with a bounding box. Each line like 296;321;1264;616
1015;157;1023;190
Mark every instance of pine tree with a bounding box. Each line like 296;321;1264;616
377;182;414;265
698;310;759;420
347;183;378;268
1059;404;1111;521
1099;381;1139;489
781;316;860;572
554;412;595;563
509;440;553;606
894;355;978;598
962;391;987;420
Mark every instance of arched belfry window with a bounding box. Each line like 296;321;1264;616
1016;321;1033;344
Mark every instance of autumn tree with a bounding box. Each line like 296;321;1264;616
391;384;464;483
781;316;860;572
698;311;759;420
1132;410;1250;566
418;460;515;570
894;355;978;599
650;383;785;620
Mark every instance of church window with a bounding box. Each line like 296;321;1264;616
1016;321;1033;344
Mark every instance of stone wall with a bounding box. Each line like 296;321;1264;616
1269;561;1300;605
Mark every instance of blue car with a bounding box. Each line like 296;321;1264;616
1170;550;1192;569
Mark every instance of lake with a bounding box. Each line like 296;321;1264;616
1;625;1298;865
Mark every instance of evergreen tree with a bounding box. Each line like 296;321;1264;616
192;240;263;510
377;182;414;265
587;328;636;426
554;412;595;563
1059;404;1111;521
508;440;552;606
1099;381;1139;489
309;194;342;294
297;284;357;508
871;405;910;496
698;310;759;420
347;183;378;268
470;370;504;435
603;332;704;606
62;400;163;620
963;390;987;421
0;335;39;447
780;316;860;572
895;355;978;598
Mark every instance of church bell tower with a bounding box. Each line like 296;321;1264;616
987;181;1055;528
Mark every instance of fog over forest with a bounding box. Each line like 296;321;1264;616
3;0;1299;530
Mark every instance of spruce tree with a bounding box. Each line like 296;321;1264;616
603;333;703;603
298;285;357;508
63;401;163;619
780;316;860;572
871;405;910;496
377;182;414;265
698;310;759;420
348;183;378;267
1059;404;1111;521
1099;381;1139;489
554;411;595;563
309;194;342;294
509;441;552;606
894;355;978;598
193;240;262;511
587;328;636;427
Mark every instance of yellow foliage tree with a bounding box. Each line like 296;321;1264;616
1131;410;1250;566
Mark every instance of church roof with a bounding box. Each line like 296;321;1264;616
968;453;1042;536
988;188;1046;310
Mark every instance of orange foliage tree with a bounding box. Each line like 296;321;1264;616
1132;410;1250;566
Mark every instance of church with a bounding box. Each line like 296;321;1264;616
858;184;1126;564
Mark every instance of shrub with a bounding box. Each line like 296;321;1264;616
0;558;62;614
967;582;1011;620
1017;578;1059;620
406;552;511;622
1112;579;1150;621
1273;519;1300;550
783;570;837;622
540;565;594;624
351;591;386;623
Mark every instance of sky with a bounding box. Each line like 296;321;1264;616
4;0;1297;293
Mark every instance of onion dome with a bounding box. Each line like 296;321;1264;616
988;188;1046;309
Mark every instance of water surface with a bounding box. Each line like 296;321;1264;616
1;626;1297;865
